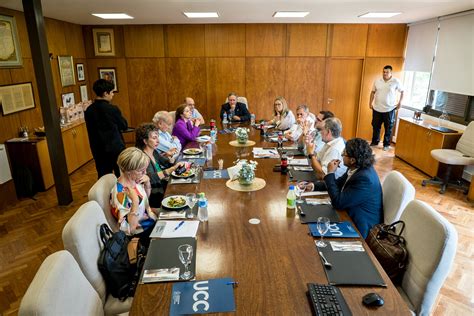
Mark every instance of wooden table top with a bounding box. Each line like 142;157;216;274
130;124;411;315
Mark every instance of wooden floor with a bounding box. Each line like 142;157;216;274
0;145;473;315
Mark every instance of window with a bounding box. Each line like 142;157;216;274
402;71;431;110
426;90;473;123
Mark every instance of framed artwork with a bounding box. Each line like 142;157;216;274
0;15;23;67
76;63;85;81
98;67;118;92
80;85;88;102
0;82;35;115
92;28;115;56
61;92;75;107
58;56;75;87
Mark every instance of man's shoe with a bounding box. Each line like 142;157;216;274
383;146;391;151
370;142;378;146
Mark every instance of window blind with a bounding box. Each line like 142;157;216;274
404;20;438;72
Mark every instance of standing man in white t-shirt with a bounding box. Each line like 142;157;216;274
369;65;404;151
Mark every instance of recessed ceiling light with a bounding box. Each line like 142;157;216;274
273;11;310;18
358;12;401;18
183;12;219;18
92;13;134;19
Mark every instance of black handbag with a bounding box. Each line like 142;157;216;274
365;221;408;284
97;224;145;300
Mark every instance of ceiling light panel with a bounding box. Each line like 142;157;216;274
358;12;401;18
273;11;310;18
92;13;134;19
183;12;219;18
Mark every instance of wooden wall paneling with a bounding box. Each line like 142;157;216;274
165;25;205;57
0;7;32;59
45;18;67;57
366;24;407;57
123;25;165;58
356;57;404;140
328;24;368;57
284;57;326;114
165;58;207;113
64;22;86;58
206;58;246;119
287;24;327;57
82;26;95;58
246;24;286;57
245;58;286;119
126;58;167;126
204;24;246;57
86;58;131;122
324;58;364;139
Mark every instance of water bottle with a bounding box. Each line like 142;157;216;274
222;113;229;125
250;113;256;125
286;185;296;209
197;192;208;222
206;143;213;161
210;129;217;143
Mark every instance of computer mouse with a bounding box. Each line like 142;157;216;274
362;292;384;307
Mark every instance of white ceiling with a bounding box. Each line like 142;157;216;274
2;0;473;25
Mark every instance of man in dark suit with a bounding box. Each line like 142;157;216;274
324;138;383;238
85;79;128;178
220;92;250;122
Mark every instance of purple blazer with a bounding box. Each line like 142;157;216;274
172;118;200;148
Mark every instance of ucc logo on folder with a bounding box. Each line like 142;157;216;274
309;221;359;238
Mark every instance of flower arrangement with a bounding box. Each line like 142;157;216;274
238;159;258;185
235;127;250;144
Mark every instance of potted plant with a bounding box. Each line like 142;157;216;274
235;127;249;144
238;160;258;185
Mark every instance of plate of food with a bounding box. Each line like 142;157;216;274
196;135;211;142
171;168;195;178
183;148;203;155
161;195;188;210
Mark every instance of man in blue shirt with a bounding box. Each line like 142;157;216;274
152;111;182;162
185;97;205;125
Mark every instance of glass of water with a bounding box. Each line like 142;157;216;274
316;217;330;247
178;244;194;280
185;193;197;219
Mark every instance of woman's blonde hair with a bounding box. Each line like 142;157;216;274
117;147;149;173
273;96;289;117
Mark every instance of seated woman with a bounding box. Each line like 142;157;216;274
172;104;201;148
220;92;250;122
323;138;383;238
152;111;181;162
268;96;295;130
110;147;157;246
135;123;184;208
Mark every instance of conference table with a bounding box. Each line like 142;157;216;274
130;124;411;315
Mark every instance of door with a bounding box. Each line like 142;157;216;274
324;58;364;139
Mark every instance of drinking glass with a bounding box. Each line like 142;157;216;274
316;217;330;247
286;154;294;164
296;181;306;204
185;193;197;219
178;244;193;280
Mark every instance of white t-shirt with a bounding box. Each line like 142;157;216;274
372;77;404;113
317;137;347;179
285;114;316;141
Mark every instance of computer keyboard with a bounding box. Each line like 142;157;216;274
307;283;352;316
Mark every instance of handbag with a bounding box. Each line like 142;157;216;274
365;221;408;284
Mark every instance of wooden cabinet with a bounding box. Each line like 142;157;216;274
62;122;93;174
395;118;462;177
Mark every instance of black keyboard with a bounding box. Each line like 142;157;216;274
307;283;352;316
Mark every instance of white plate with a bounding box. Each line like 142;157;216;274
161;195;188;209
183;148;203;155
171;168;195;178
196;135;211;142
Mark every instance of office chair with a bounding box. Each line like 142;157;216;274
88;173;118;232
397;200;457;315
225;96;249;110
62;201;133;315
382;171;415;224
19;251;104;316
422;121;474;194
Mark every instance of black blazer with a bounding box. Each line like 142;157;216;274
324;166;383;238
84;99;128;158
220;102;250;122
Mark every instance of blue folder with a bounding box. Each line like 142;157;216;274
308;221;359;238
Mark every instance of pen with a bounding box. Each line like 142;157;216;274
227;281;239;287
173;221;185;231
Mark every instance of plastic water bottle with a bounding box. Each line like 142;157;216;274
206;143;213;161
197;192;208;222
210;129;217;143
222;113;229;125
287;185;296;209
250;114;256;125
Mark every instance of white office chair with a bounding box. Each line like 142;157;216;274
382;171;416;224
397;200;457;315
88;173;118;232
62;201;133;315
169;110;177;130
19;250;104;316
225;96;249;110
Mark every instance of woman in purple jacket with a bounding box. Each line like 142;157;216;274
172;103;201;148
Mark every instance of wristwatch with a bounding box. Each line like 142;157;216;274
308;154;315;160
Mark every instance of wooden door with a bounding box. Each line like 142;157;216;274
323;58;363;139
74;124;93;167
61;128;78;174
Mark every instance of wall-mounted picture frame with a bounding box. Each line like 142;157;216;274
92;28;115;56
76;63;85;81
61;92;75;107
98;67;118;92
80;85;88;102
58;56;75;87
0;82;35;115
0;15;23;68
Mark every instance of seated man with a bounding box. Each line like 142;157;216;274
185;97;205;125
284;104;315;142
324;138;383;238
305;117;347;189
152;111;182;162
220;92;250;122
304;110;334;155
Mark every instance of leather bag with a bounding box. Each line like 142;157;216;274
365;221;408;284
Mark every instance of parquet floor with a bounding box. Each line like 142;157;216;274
0;146;473;315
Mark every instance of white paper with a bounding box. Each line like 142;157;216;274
301;191;328;196
288;158;309;166
159;210;186;220
292;166;313;171
306;197;331;205
330;241;365;252
142;267;180;283
252;147;279;159
150;220;200;238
